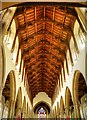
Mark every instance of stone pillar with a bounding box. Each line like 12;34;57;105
0;24;3;120
80;94;87;119
70;106;74;118
60;111;64;118
2;101;9;118
53;110;55;118
74;100;81;118
22;110;24;118
0;47;3;89
22;110;26;118
26;112;28;118
16;107;22;118
65;107;69;117
0;99;3;120
57;113;60;119
0;87;3;119
24;112;27;118
54;107;57;119
0;9;3;91
12;101;16;118
56;109;60;119
8;100;15;118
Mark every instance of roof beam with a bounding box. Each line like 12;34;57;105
27;30;69;43
28;72;41;79
29;81;42;87
26;66;60;78
22;42;68;58
23;50;63;65
14;3;87;11
20;38;68;55
25;58;60;73
18;17;71;33
27;67;58;81
27;70;58;82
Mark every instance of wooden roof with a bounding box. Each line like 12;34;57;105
14;6;76;99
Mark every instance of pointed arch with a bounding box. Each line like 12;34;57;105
72;70;87;102
14;87;22;117
60;96;64;118
65;87;73;107
72;70;87;118
65;87;73;116
2;70;16;118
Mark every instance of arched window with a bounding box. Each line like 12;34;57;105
38;107;46;119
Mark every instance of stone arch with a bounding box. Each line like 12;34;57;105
60;96;64;118
2;70;16;118
2;70;16;100
33;92;51;107
9;71;16;100
14;87;22;117
34;101;50;119
65;87;73;117
73;70;86;102
72;70;87;118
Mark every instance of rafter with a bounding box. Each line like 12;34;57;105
25;59;60;73
22;46;65;62
14;5;77;99
20;39;68;56
27;69;58;82
18;15;71;32
27;67;59;81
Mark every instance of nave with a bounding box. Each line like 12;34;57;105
0;1;87;119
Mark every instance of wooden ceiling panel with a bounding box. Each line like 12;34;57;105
36;7;44;19
15;5;76;99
